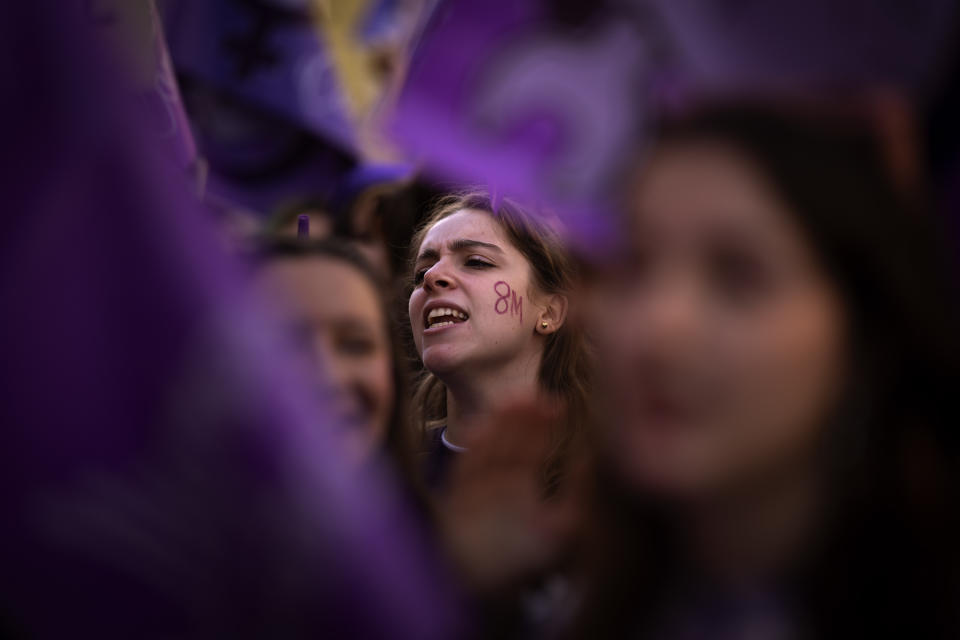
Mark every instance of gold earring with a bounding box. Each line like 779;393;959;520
540;321;548;329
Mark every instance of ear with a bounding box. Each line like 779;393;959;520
536;293;568;335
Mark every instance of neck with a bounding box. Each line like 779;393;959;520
442;351;542;448
679;459;823;587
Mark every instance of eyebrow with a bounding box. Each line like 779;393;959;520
416;238;504;263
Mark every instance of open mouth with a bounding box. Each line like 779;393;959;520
425;306;469;329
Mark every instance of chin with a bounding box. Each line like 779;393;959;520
614;433;718;500
422;345;466;377
623;462;711;500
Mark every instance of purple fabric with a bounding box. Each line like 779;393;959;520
161;0;356;151
388;0;958;255
390;0;642;250
647;0;957;95
159;0;360;216
148;0;199;169
0;4;461;638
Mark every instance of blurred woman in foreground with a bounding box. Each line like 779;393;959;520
575;101;960;638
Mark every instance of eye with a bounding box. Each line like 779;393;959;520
465;256;494;269
335;327;379;356
603;246;653;292
413;267;428;285
708;245;774;303
337;336;376;356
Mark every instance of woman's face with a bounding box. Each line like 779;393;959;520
256;257;394;462
409;209;542;380
592;140;848;499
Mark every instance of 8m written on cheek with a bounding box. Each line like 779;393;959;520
494;281;522;323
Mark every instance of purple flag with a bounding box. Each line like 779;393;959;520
390;0;645;248
0;3;461;638
161;0;357;151
388;0;958;253
158;0;365;216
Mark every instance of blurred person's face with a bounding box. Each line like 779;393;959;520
592;140;847;499
256;257;394;461
409;210;543;380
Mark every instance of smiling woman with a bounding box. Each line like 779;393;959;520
252;238;419;486
406;191;591;494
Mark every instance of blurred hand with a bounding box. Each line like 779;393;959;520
438;396;585;594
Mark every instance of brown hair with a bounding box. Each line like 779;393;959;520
407;190;592;492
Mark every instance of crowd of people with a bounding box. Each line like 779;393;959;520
6;2;960;637
244;99;960;638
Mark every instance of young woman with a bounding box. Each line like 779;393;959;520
574;101;960;638
407;192;591;494
254;238;418;479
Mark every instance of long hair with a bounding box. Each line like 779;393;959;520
407;191;592;492
574;101;960;638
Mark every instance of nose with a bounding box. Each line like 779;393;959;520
423;261;456;291
635;275;704;353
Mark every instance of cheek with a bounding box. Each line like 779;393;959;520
593;286;638;345
609;291;846;496
469;279;530;345
364;352;395;406
712;293;846;467
489;280;525;325
374;358;396;417
408;291;423;325
588;286;655;391
355;354;395;432
408;293;424;349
